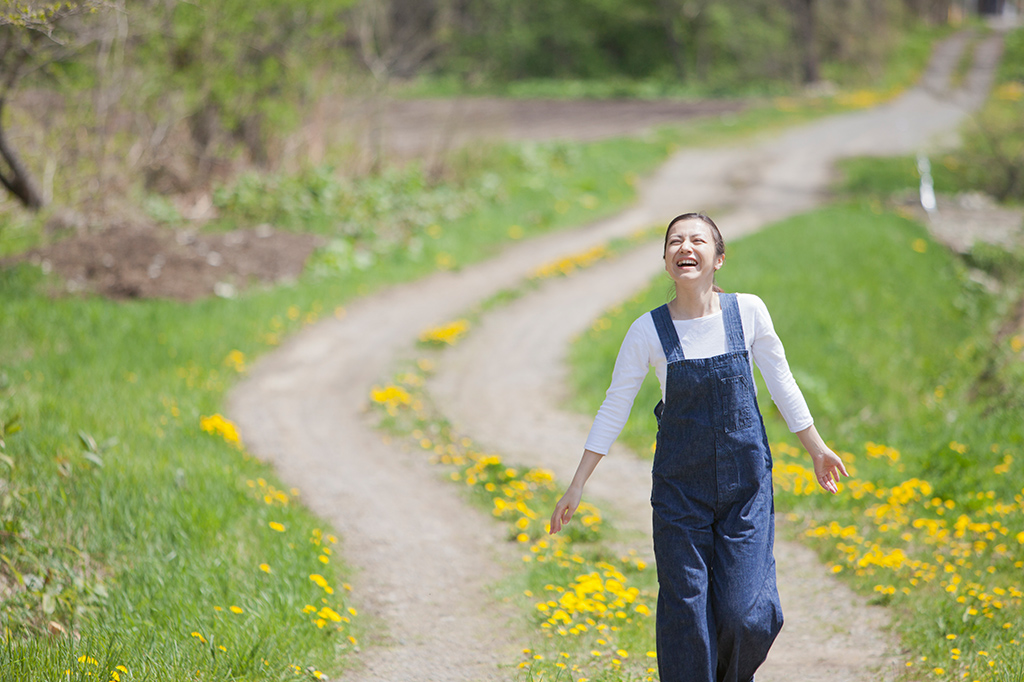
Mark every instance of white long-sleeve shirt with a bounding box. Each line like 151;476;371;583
584;293;813;455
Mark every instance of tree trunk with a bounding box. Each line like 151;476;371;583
657;0;687;82
0;98;46;211
792;0;820;84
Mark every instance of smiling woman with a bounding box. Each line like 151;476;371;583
550;212;850;682
662;212;726;297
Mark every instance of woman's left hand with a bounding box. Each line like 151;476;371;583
812;448;848;494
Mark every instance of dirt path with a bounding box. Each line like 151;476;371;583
229;29;1008;682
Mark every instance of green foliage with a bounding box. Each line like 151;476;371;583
133;0;355;150
205;135;676;278
210;163;488;240
430;0;936;93
996;26;1024;84
442;0;665;81
948;26;1024;202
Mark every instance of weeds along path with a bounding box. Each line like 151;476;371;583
229;30;1004;682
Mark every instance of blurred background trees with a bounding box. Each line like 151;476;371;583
0;0;1016;214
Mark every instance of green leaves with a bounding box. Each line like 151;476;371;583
78;430;114;469
0;412;19;452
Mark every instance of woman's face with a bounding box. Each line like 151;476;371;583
663;219;724;286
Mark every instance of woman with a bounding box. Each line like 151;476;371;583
549;212;848;682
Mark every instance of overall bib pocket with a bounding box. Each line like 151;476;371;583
719;375;755;433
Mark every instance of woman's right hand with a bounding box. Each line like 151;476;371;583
549;486;582;534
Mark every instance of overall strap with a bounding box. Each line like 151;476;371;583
650;304;686;362
720;293;746;353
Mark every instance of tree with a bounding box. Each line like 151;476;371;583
789;0;820;84
0;1;110;210
142;0;354;175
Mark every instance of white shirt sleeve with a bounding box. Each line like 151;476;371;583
583;316;652;455
744;294;814;434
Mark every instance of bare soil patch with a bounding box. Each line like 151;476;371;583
8;223;323;301
330;97;747;158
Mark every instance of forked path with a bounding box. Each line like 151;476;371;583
229;30;1005;682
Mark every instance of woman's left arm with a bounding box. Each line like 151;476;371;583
795;424;848;494
744;295;847;493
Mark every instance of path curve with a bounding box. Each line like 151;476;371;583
229;29;1006;682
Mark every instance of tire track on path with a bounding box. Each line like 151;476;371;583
229;29;1005;682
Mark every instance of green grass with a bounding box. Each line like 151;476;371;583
0;273;361;680
567;203;1024;680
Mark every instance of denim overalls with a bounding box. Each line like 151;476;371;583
650;294;783;682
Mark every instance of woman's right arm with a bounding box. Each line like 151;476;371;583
550;316;652;534
549;449;604;534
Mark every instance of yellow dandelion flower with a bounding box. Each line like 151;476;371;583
268;521;286;532
418;319;470;346
224;350;246;373
259;563;271;573
318;607;343;622
370;384;412;408
199;413;242;448
229;605;243;614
